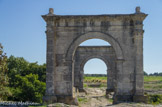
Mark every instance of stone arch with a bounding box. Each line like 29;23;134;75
75;54;116;93
66;31;124;61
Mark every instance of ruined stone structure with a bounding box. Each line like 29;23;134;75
42;7;147;104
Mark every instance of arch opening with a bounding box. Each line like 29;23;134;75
83;58;108;89
84;58;107;74
80;39;111;46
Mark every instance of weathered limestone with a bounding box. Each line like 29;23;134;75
42;7;147;104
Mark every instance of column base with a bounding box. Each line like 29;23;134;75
43;95;78;105
43;95;57;104
113;95;133;104
57;95;78;105
113;95;148;104
133;95;148;103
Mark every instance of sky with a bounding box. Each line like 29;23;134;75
0;0;162;74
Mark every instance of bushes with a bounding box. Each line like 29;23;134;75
8;74;45;103
148;94;162;104
7;56;46;103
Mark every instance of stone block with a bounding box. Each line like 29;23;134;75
56;66;69;74
135;81;144;89
46;82;54;95
63;74;72;81
57;95;78;105
135;89;144;95
46;73;53;82
55;81;72;95
46;66;53;73
43;95;57;104
113;95;133;104
133;95;148;103
54;74;62;82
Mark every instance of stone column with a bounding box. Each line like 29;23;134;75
113;59;133;103
106;69;114;94
79;70;84;92
134;29;144;95
133;24;147;102
53;59;78;105
43;8;57;103
131;7;148;103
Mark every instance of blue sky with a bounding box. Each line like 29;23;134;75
0;0;162;74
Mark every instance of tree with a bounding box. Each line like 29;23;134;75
10;74;45;103
7;56;46;83
144;71;148;76
7;55;46;102
0;43;11;101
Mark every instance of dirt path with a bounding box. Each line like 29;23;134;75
77;88;162;107
48;88;162;107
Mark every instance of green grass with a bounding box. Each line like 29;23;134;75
78;97;88;103
84;76;107;81
84;76;162;83
144;76;162;90
144;76;162;82
108;98;113;103
84;76;162;89
84;76;107;84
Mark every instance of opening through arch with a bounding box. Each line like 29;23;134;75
84;58;108;74
83;58;108;90
73;37;116;97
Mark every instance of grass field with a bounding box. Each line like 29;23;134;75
144;76;162;90
84;76;162;90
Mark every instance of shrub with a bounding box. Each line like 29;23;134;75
148;94;162;104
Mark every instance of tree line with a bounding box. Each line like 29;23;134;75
85;72;162;77
84;74;107;77
144;71;162;76
0;44;46;103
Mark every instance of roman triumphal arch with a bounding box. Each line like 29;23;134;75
42;7;147;104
